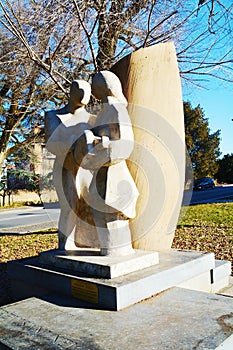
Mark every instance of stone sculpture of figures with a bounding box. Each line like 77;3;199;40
45;71;138;256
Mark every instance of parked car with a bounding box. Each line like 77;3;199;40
193;177;215;190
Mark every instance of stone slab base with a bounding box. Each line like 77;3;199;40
39;249;159;279
178;259;231;293
1;287;233;349
7;249;215;310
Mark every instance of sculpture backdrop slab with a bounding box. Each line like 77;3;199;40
111;42;185;251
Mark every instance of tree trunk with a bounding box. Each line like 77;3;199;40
0;151;6;176
96;12;120;70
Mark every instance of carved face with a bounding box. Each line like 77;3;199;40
91;72;109;101
92;71;127;105
70;80;91;106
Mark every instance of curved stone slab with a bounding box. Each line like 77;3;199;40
111;43;185;250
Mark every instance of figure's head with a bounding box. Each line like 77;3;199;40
91;71;127;105
69;80;91;107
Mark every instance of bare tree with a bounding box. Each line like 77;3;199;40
1;1;232;80
0;0;86;172
0;31;40;172
0;0;233;170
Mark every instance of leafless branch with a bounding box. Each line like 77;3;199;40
72;0;98;71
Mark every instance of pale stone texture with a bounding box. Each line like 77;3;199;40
6;249;215;310
178;260;231;293
78;71;139;256
111;42;185;251
1;287;233;349
219;276;233;297
39;248;159;279
46;44;185;254
45;80;99;251
45;74;139;256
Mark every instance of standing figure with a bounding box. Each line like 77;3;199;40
45;80;94;250
78;71;139;256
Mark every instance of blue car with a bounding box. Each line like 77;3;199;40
193;177;215;190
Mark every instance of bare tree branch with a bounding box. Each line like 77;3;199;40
72;0;98;71
0;0;233;168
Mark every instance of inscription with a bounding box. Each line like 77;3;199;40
71;279;98;304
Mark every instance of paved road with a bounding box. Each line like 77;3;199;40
1;185;232;230
183;184;233;206
0;206;60;230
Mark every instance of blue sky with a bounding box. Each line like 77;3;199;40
180;1;233;159
183;81;233;158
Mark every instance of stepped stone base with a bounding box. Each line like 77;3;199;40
6;249;218;310
178;259;231;293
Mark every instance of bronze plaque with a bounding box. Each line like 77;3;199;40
71;279;98;304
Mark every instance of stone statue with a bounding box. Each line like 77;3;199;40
76;71;139;256
45;79;94;250
45;72;138;256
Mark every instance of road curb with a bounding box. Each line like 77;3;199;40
0;221;58;234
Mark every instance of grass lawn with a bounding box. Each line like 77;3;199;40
173;202;233;274
0;229;58;263
0;203;232;274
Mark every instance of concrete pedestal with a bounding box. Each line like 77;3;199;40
6;249;216;310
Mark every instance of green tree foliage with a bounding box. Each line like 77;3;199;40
0;168;53;206
184;101;220;179
216;154;233;184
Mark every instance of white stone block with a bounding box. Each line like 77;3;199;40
39;249;159;279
